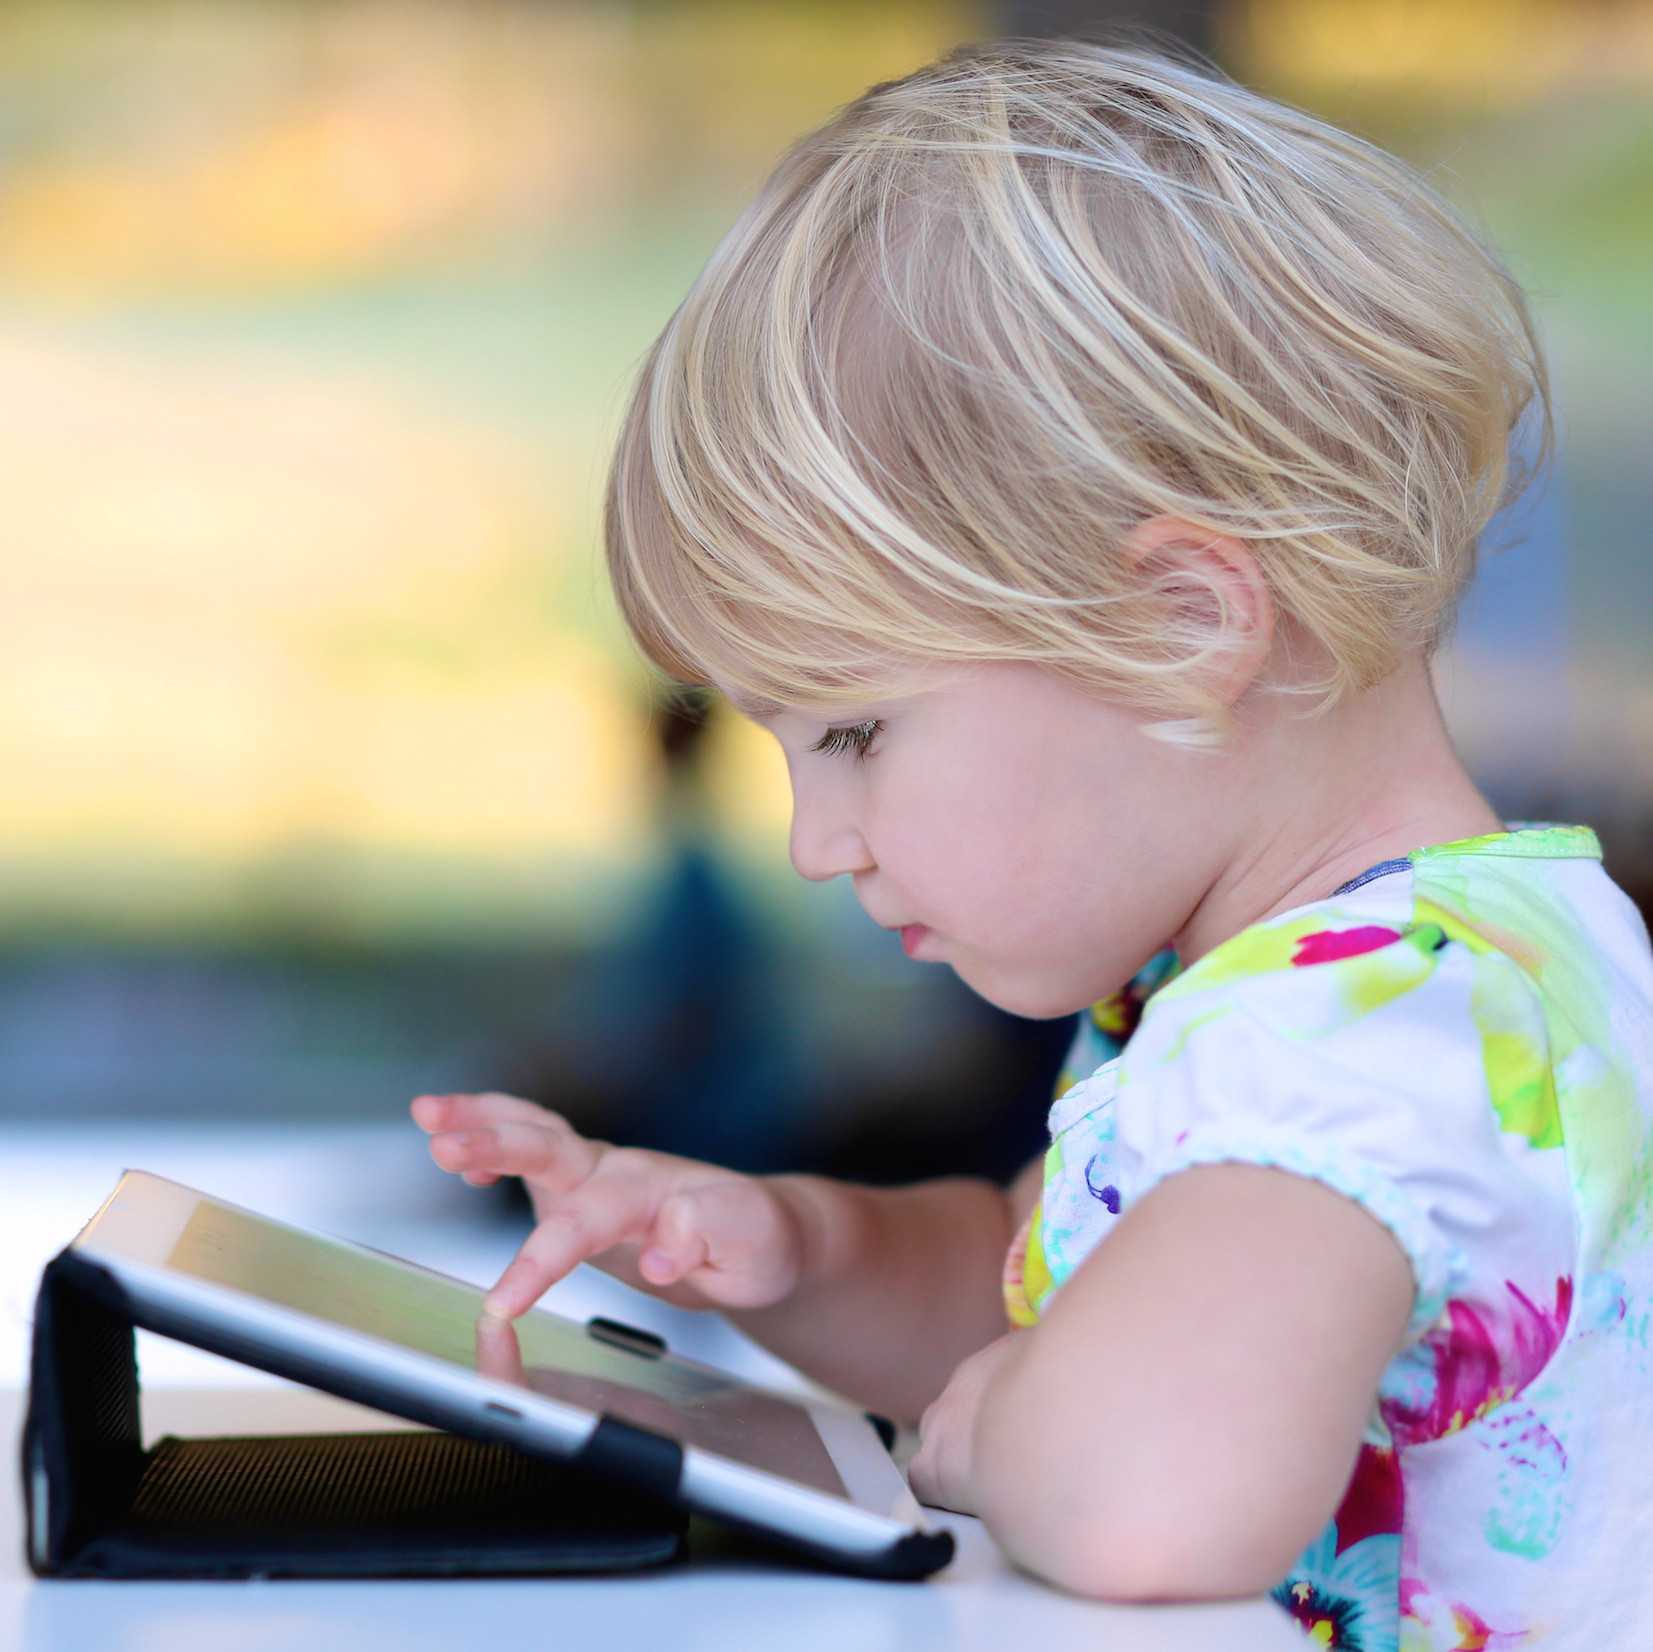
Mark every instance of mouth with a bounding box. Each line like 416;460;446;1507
899;923;932;959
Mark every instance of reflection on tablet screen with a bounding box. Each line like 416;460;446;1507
166;1199;846;1497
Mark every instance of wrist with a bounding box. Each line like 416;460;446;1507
970;1331;1043;1528
761;1174;853;1298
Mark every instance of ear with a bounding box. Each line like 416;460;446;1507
1120;516;1274;710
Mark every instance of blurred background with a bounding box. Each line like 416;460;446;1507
0;0;1649;1366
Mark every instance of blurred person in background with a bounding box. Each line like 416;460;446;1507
548;689;801;1172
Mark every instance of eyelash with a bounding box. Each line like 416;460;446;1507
809;719;881;760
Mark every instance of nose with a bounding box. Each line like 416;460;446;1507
787;773;875;884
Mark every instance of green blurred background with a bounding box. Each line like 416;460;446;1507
0;0;1648;1173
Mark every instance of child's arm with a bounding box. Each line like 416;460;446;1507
725;1159;1042;1419
413;1091;1031;1423
910;1162;1414;1600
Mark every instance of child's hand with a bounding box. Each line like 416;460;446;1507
908;1330;1027;1515
412;1092;810;1319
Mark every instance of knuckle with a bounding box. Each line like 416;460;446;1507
539;1200;612;1253
538;1200;588;1238
539;1117;580;1156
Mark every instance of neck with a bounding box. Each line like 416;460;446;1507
1173;658;1502;965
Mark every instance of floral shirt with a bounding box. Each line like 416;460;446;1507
1002;826;1653;1651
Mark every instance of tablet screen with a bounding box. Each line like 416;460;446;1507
164;1198;847;1497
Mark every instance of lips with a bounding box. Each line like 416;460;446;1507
899;923;932;958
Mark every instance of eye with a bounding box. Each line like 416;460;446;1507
808;719;881;760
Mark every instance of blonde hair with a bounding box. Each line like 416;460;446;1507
605;41;1545;722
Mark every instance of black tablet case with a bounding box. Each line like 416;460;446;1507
23;1246;955;1582
22;1249;688;1579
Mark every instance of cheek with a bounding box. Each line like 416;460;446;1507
871;775;1092;942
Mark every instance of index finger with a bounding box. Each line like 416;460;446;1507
484;1173;659;1317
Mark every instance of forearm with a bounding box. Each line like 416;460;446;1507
969;1321;1306;1599
729;1174;1018;1424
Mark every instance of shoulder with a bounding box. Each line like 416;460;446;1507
1121;866;1538;1146
1133;872;1454;1060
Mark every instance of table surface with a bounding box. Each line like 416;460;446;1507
0;1122;1302;1652
0;1384;1306;1652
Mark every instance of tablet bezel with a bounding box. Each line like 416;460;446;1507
68;1171;942;1565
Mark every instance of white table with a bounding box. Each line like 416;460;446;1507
0;1385;1299;1652
0;1123;1301;1651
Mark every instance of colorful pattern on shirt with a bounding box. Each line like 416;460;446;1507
1002;826;1653;1650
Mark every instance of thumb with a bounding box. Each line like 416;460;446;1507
640;1180;801;1309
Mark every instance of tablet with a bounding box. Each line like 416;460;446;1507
67;1170;954;1578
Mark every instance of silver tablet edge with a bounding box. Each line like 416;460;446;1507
75;1245;931;1559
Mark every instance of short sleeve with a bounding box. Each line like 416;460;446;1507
1105;926;1579;1343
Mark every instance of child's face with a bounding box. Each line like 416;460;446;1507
740;662;1243;1019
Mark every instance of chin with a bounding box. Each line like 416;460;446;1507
952;966;1089;1022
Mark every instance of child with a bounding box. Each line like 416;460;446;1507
412;42;1653;1649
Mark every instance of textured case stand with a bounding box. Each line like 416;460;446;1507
21;1250;687;1580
